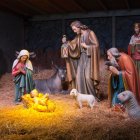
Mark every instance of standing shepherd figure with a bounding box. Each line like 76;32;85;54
12;50;35;104
62;21;100;97
128;23;140;85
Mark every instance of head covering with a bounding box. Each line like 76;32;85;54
107;48;121;58
12;49;33;71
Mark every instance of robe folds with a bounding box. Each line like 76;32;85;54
108;53;140;107
128;34;140;85
66;29;100;96
13;68;35;93
12;50;35;102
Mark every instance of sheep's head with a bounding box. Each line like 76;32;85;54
117;90;133;104
70;89;78;97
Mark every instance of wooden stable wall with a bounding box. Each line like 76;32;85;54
25;10;140;70
0;12;24;74
1;9;140;73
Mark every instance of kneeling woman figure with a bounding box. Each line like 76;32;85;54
12;50;35;104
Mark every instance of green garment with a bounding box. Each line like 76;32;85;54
129;46;140;84
14;68;35;94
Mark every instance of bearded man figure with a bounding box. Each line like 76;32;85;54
128;23;140;85
107;48;140;108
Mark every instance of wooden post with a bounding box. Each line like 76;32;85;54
112;16;116;48
62;19;65;35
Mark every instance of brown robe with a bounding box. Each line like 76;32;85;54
108;53;140;106
66;29;100;95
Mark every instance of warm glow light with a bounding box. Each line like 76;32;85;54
22;89;56;112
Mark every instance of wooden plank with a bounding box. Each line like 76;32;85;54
112;16;116;47
0;0;50;16
124;0;130;9
16;0;47;14
47;0;66;13
97;0;108;10
72;0;86;12
31;9;140;21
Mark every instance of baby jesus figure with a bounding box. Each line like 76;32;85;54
22;89;56;112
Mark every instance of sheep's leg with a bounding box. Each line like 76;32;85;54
78;101;82;109
89;101;95;109
90;104;93;109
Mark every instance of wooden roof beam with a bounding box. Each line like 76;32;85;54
0;0;30;16
46;0;66;13
16;0;47;14
71;0;86;12
97;0;108;10
124;0;130;9
31;9;140;21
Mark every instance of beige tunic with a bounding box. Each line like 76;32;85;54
66;29;100;95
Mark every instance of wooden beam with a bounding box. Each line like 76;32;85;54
0;0;30;16
46;0;66;13
31;9;140;21
97;0;108;10
22;0;53;14
124;0;130;9
16;0;47;14
62;19;65;35
72;0;86;12
112;16;116;47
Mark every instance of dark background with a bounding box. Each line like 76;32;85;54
0;11;140;74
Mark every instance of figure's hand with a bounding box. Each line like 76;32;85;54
109;66;119;75
18;66;25;73
105;65;109;70
18;67;22;72
81;43;87;49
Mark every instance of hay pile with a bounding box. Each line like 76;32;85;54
33;69;54;80
0;95;140;140
0;70;140;140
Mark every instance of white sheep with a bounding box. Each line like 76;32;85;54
70;89;96;109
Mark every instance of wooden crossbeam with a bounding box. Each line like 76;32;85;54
97;0;108;10
47;0;66;13
72;0;86;12
31;9;140;21
0;0;30;16
16;0;47;14
124;0;130;9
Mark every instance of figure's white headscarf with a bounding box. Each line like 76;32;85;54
12;50;33;71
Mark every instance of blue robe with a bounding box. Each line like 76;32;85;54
111;73;125;105
13;68;35;102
